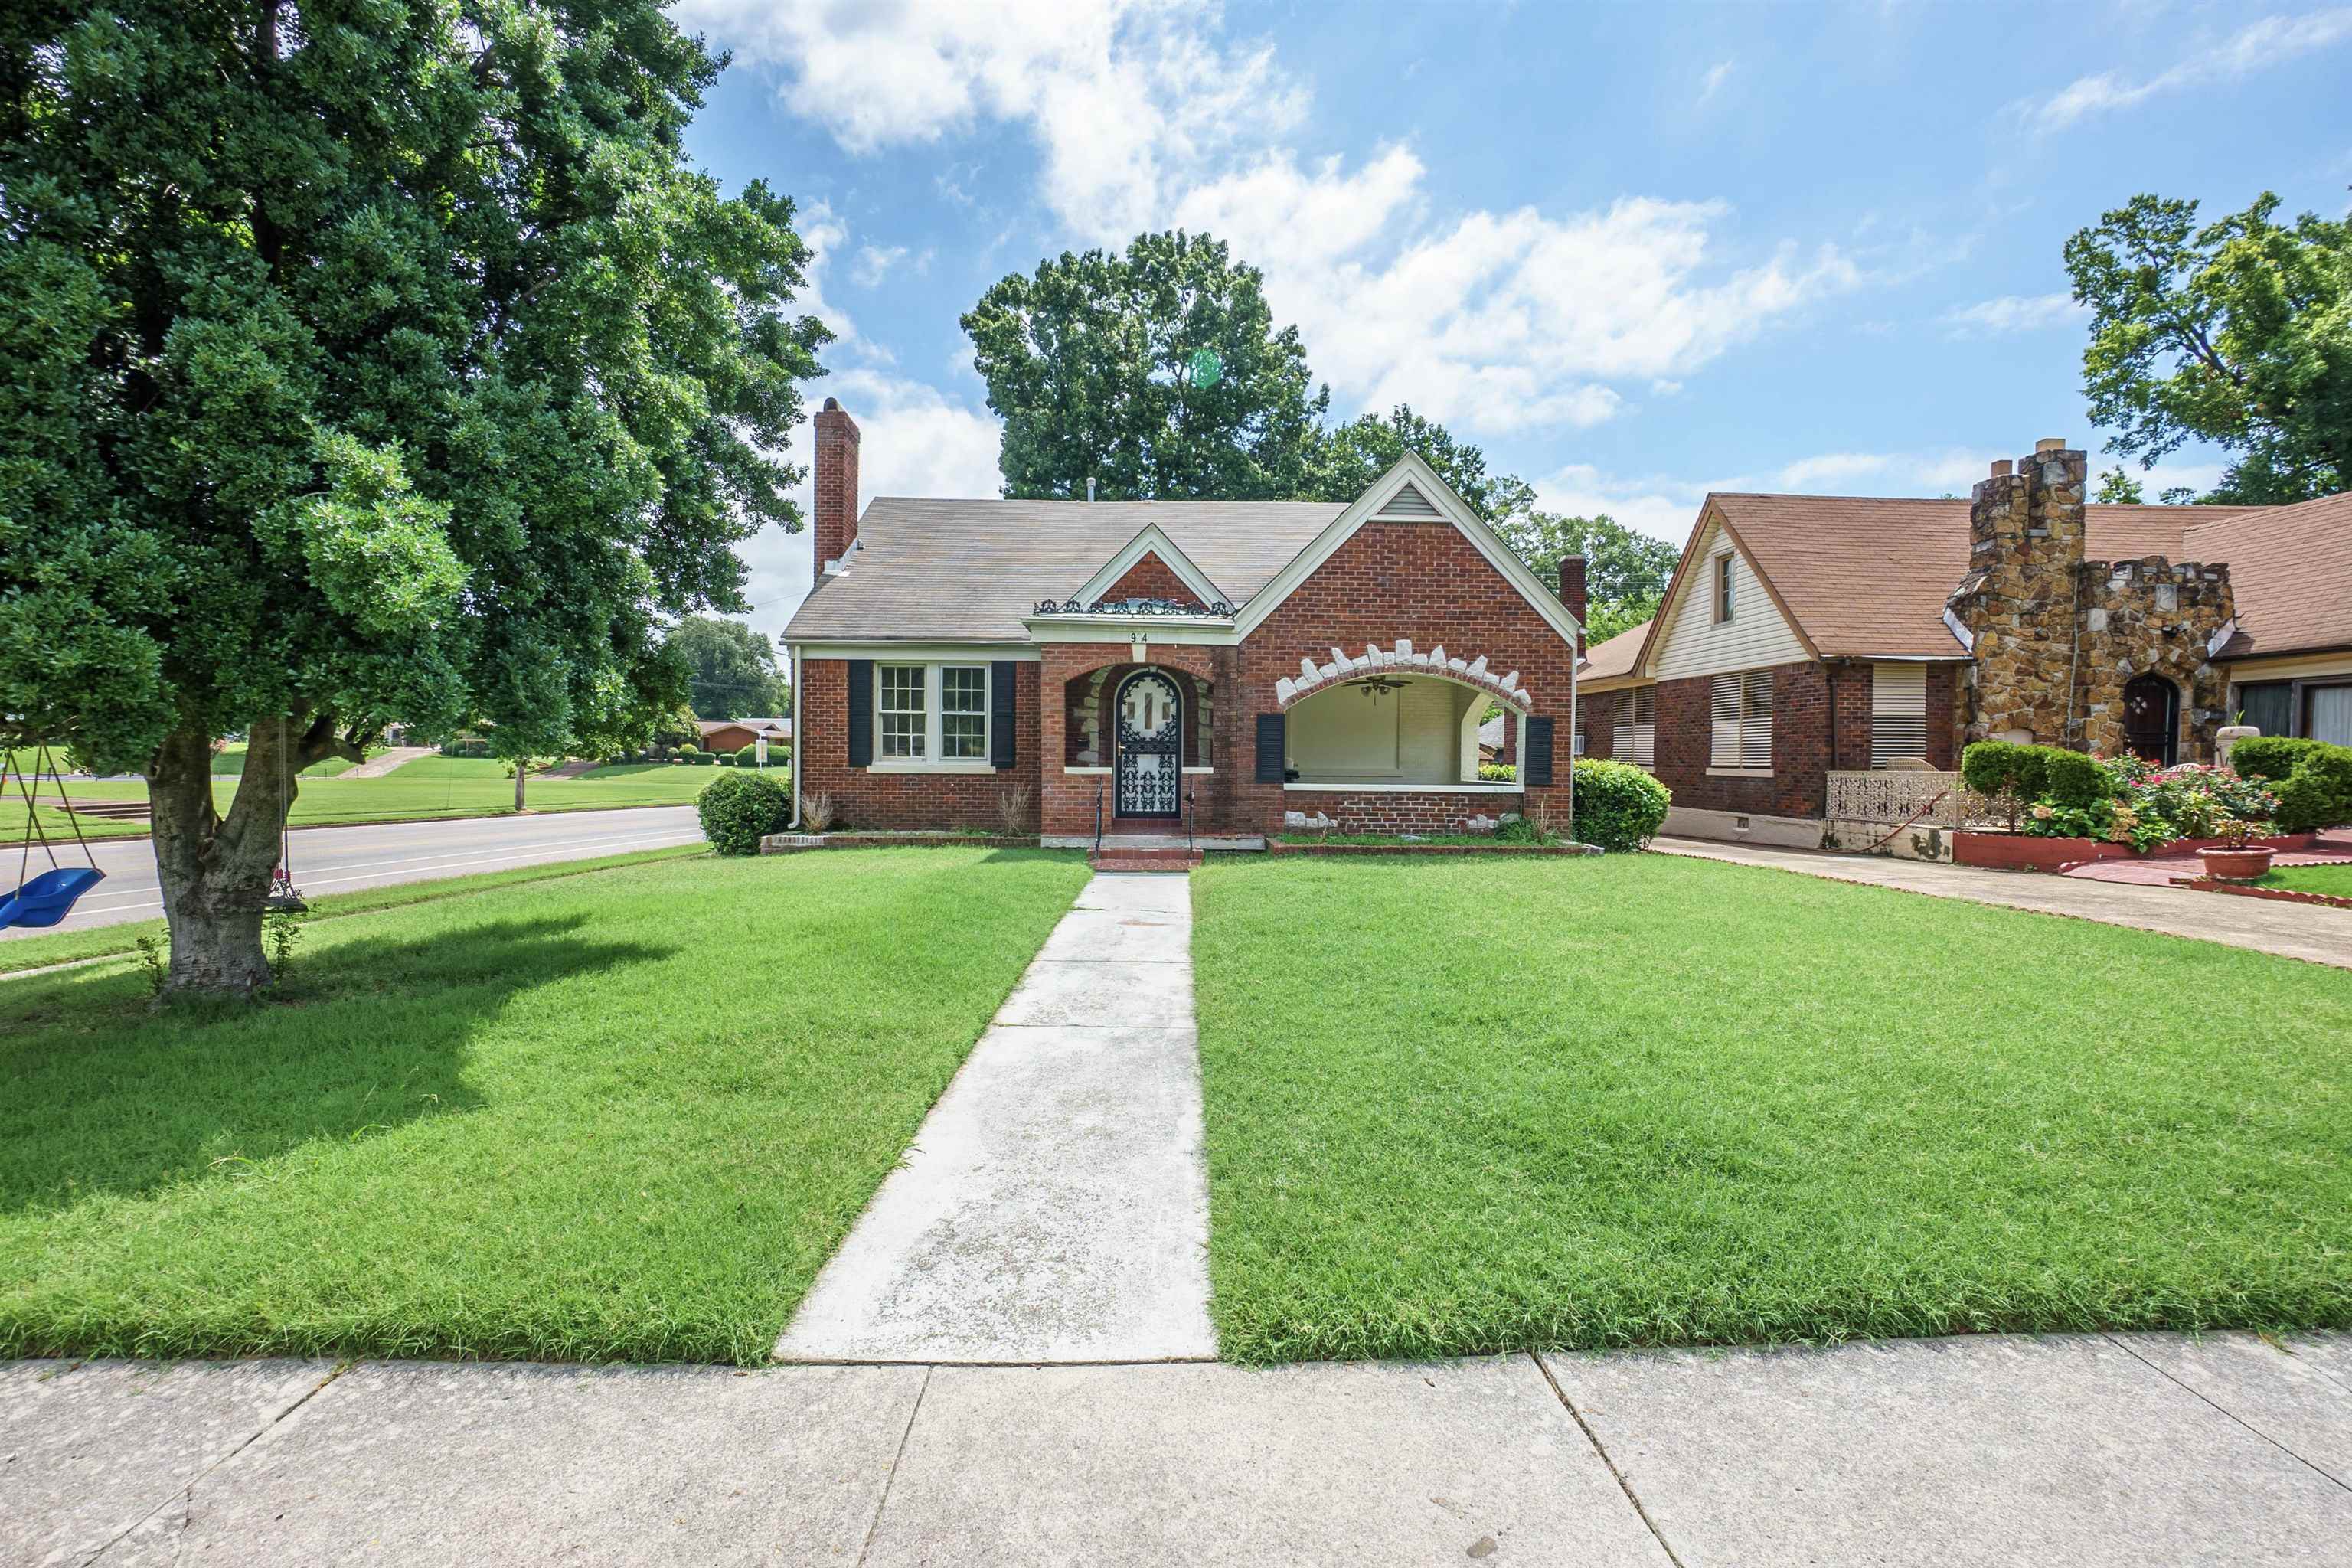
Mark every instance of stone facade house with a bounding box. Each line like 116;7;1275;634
1578;436;2352;848
779;400;1586;846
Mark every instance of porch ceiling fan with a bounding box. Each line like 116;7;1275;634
1348;675;1408;704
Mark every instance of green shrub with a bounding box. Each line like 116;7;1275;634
437;737;492;759
678;742;701;758
1478;762;1516;782
735;743;760;766
1571;758;1670;852
2040;749;2109;808
696;769;791;854
2230;737;2352;831
1958;740;2050;802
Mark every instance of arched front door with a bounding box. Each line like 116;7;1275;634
1114;670;1182;819
2122;673;2178;766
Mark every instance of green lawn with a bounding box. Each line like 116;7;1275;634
2261;863;2352;898
0;847;1089;1364
1191;854;2352;1364
1;755;730;841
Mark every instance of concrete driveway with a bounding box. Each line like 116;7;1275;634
1;806;705;939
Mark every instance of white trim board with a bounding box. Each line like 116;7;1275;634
793;641;1041;662
1069;522;1227;606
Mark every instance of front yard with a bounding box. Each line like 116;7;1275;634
0;848;1089;1365
1191;854;2352;1363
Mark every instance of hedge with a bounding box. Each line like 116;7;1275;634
697;769;792;854
1958;739;2050;802
1571;758;1670;851
2230;736;2352;831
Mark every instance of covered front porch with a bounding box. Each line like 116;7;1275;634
1278;662;1525;837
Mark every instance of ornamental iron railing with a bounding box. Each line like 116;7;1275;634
1824;769;1998;828
1033;596;1235;618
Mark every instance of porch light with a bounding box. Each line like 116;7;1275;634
1350;675;1407;704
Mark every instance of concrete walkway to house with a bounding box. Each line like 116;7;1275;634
11;1330;2349;1565
1655;835;2352;969
334;745;436;778
774;870;1216;1364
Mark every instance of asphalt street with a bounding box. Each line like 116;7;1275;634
0;805;705;939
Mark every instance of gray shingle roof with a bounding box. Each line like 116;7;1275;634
782;498;1348;643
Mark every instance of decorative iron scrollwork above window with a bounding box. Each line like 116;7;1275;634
1031;596;1235;618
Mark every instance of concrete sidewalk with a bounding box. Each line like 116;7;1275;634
1655;835;2352;969
774;871;1215;1364
9;1331;2347;1566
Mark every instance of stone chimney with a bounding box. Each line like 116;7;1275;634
812;397;861;583
2024;437;2086;560
1556;556;1589;635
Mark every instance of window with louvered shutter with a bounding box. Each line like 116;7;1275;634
1711;671;1772;769
1612;688;1655;767
1741;671;1773;768
1870;664;1929;769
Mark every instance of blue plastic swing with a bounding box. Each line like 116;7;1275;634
1;743;106;929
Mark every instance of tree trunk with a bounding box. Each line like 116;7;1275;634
147;710;358;1000
514;759;527;811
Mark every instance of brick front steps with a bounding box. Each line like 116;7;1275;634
1089;848;1202;871
762;832;1041;852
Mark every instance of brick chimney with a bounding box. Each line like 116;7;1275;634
812;397;861;584
1556;556;1588;636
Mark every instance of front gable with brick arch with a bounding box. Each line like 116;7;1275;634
781;403;1586;845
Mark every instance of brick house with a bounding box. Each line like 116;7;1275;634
696;717;789;755
1580;436;2352;848
779;400;1585;845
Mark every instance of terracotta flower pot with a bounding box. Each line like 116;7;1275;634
2199;845;2275;881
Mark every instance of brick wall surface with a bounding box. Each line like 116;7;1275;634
795;658;1041;831
1282;789;1519;835
1098;553;1200;605
1651;661;1831;818
811;403;860;584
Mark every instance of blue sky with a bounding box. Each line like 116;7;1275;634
669;0;2352;642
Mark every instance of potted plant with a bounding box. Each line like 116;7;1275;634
2198;818;2277;881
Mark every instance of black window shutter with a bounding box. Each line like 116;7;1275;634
990;661;1018;768
1523;716;1555;787
1254;713;1285;783
846;658;873;767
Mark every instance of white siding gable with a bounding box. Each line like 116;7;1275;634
1647;515;1809;681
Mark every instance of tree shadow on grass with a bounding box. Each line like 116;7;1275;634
0;915;668;1215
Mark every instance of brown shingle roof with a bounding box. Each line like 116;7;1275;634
1703;494;2282;660
1578;621;1650;683
2184;492;2352;660
783;498;1347;642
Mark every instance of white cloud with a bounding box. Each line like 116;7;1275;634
1535;447;2011;547
687;2;1866;439
851;243;910;287
671;0;1305;236
1942;292;2087;336
1698;60;1735;103
2020;8;2352;130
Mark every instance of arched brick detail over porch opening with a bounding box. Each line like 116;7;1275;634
1274;639;1536;713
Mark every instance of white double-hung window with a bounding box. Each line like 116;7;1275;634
1869;663;1929;769
1710;670;1773;770
876;663;991;767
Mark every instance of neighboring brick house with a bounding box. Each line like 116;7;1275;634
696;717;790;755
779;399;1586;844
1580;436;2352;848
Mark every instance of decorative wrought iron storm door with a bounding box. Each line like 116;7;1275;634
1114;671;1181;818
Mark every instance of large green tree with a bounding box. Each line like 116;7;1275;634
669;615;786;719
1492;512;1678;643
1305;404;1538;522
2064;191;2350;503
0;0;828;996
962;231;1329;500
